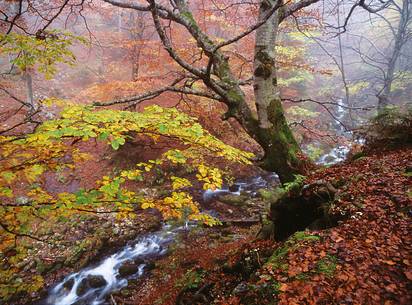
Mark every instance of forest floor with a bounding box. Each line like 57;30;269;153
113;146;412;305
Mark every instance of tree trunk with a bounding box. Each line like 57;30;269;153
378;0;410;112
251;0;310;182
23;70;35;110
174;0;310;183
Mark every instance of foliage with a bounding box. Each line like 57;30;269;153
0;102;253;300
286;106;319;118
0;102;252;231
304;144;324;161
0;31;86;78
281;174;306;194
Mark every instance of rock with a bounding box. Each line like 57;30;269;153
76;275;106;296
232;281;249;295
76;278;88;296
144;261;156;271
87;275;107;288
118;261;140;277
229;184;240;192
62;278;75;290
218;194;249;207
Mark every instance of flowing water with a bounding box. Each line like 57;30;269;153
44;174;279;305
314;101;355;165
44;225;185;305
44;122;351;305
202;173;279;203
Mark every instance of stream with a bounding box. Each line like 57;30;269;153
45;225;181;305
44;174;279;305
44;117;352;305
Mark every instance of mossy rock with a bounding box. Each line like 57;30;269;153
218;194;249;206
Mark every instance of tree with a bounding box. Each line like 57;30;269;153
96;0;325;183
338;0;411;111
376;0;411;110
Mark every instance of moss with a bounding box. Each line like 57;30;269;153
175;269;205;289
227;88;243;102
181;12;197;27
266;244;289;271
291;231;321;242
316;255;337;277
295;272;310;281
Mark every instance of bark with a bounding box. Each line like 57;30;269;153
23;70;35;110
378;0;411;111
104;0;317;183
251;0;310;182
161;0;310;183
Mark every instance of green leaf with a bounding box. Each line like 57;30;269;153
111;137;125;150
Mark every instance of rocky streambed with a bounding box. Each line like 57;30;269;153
39;173;280;305
44;225;184;305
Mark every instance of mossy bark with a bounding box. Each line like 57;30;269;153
174;0;310;183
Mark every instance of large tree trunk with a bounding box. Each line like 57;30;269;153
250;0;310;182
173;0;310;183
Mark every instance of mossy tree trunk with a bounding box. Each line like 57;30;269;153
208;0;310;183
104;0;317;183
251;0;309;182
161;0;311;183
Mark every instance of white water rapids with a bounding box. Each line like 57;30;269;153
45;225;182;305
44;174;279;305
43;147;347;305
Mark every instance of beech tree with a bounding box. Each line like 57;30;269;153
95;0;324;183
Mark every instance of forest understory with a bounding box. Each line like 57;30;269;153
1;1;412;305
109;146;412;305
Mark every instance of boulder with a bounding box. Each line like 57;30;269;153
218;194;249;207
76;275;106;296
62;278;75;291
118;260;141;277
87;275;107;288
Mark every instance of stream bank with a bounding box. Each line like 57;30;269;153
120;147;410;305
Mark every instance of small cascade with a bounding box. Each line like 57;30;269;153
315;100;355;165
202;173;279;203
44;173;280;305
45;225;184;305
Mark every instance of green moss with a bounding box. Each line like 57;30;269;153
227;88;243;102
291;231;321;242
266;244;289;271
316;255;337;277
175;269;205;289
181;12;197;27
295;272;310;281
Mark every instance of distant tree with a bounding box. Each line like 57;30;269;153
345;0;411;110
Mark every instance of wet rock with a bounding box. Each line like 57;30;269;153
88;275;107;288
118;261;140;277
218;194;249;207
76;275;106;296
145;261;156;271
62;278;75;290
229;184;241;192
76;278;88;296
